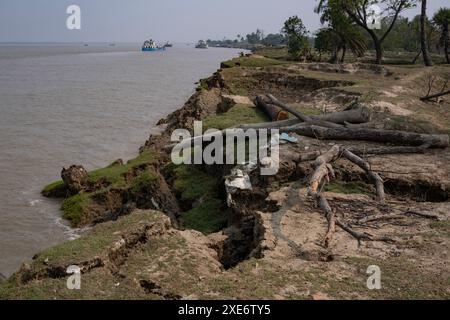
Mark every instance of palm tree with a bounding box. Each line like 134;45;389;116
316;0;367;63
420;0;433;66
433;8;450;63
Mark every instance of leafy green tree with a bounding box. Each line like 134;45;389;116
262;33;286;46
433;7;450;63
319;0;417;64
246;29;265;44
282;16;310;58
315;28;338;61
378;15;437;53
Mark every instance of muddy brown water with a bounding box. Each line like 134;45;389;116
0;43;243;277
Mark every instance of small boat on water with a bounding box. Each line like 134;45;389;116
163;42;173;48
142;39;165;52
195;40;208;49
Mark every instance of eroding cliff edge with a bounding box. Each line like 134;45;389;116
2;54;450;299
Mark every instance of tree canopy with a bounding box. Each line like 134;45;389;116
282;15;310;58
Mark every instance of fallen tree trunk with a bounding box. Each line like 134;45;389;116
349;141;435;156
266;94;311;122
165;125;448;151
238;107;371;130
420;89;450;101
282;124;449;148
267;94;344;129
254;95;289;121
238;119;300;130
311;106;371;124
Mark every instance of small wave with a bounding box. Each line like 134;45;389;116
54;217;91;241
29;199;43;206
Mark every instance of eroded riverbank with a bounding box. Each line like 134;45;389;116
1;51;450;299
0;44;243;277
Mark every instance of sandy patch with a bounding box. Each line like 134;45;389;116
222;94;254;106
381;90;398;98
370;101;413;116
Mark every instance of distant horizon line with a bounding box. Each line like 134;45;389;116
0;41;192;44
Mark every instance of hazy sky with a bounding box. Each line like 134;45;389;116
0;0;448;43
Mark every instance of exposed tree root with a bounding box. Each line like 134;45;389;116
341;149;385;204
309;145;341;194
335;219;395;245
404;209;442;221
305;145;395;247
317;193;336;248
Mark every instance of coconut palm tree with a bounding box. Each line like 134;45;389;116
316;0;367;63
433;7;450;63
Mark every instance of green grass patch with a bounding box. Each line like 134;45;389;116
36;210;162;266
430;220;450;238
203;104;269;131
88;149;158;186
41;180;65;196
386;115;438;134
344;256;450;299
42;150;158;198
180;199;227;234
61;193;91;227
325;181;371;195
168;164;226;234
0;211;165;299
44;150;159;227
254;47;290;61
222;56;286;68
130;170;158;194
171;165;219;201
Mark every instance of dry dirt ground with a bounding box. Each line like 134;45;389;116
1;57;449;300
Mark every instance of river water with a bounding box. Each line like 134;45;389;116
0;43;242;276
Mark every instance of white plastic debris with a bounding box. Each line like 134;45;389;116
225;167;253;207
225;169;252;191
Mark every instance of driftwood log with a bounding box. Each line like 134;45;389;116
254;95;289;121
